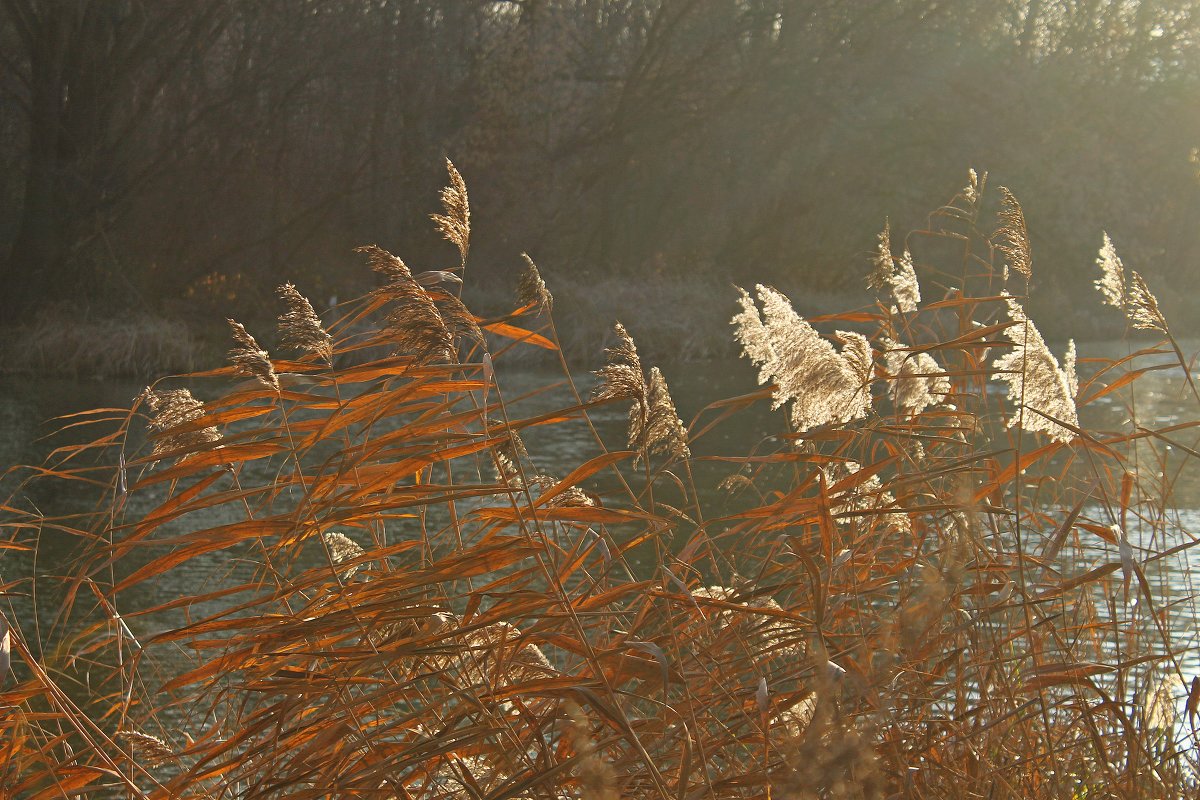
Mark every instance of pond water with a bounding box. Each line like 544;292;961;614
3;342;1200;776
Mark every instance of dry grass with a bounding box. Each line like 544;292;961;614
3;167;1200;799
0;309;202;378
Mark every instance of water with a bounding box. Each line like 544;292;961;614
3;344;1200;782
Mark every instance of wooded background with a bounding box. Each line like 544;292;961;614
1;1;1198;330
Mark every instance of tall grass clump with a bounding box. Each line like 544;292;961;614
0;310;202;378
3;163;1200;799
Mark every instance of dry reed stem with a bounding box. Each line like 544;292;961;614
7;166;1199;800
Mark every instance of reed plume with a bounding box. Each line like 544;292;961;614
1095;232;1127;310
733;285;874;433
994;295;1078;443
117;730;174;768
429;289;483;347
517;253;552;312
431;158;470;265
594;322;646;404
137;386;221;458
867;220;894;293
323;531;366;579
1127;270;1168;333
1063;338;1078;400
883;339;950;414
1142;672;1178;736
643;366;690;460
868;222;921;312
226;319;279;390
357;244;453;363
592;324;687;459
996;186;1032;280
488;419;530;485
890;249;921;313
1093;233;1168;333
529;473;596;507
277;282;332;361
963;168;985;211
627;365;690;460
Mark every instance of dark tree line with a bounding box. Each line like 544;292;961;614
1;0;1198;328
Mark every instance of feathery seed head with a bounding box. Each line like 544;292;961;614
866;222;921;311
277;283;332;361
1127;271;1168;333
1092;234;1169;332
359;242;413;282
566;702;620;800
867;221;894;293
1095;232;1127;310
323;531;366;579
356;244;454;363
963;168;986;209
718;473;754;495
733;286;874;433
227;320;279;390
836;331;875;420
883;339;950;414
517;253;553;312
996;187;1033;280
641;366;691;460
431;158;470;265
118;730;174;768
890;250;921;313
488;420;530;485
1063;339;1078;401
137;387;221;459
532;475;596;508
430;289;483;347
732;286;776;370
594;322;646;403
1142;672;1178;734
993;295;1079;443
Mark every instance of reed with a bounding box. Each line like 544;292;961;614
0;310;202;378
2;166;1199;799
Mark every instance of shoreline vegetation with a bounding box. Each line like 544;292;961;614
0;276;1153;380
0;278;855;378
3;166;1200;798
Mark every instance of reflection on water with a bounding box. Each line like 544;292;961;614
3;340;1200;776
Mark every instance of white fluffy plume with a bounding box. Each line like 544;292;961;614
733;285;874;433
